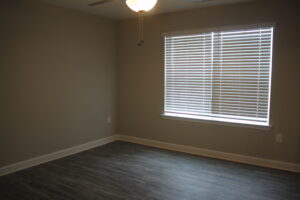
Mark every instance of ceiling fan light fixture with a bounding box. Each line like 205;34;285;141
126;0;157;12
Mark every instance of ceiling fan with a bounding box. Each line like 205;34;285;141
88;0;212;7
88;0;159;12
88;0;211;46
89;0;159;46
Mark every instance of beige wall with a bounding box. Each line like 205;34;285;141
117;0;300;163
0;0;117;167
0;0;299;168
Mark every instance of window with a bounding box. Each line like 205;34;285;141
164;26;274;127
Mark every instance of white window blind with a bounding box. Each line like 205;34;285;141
164;27;273;126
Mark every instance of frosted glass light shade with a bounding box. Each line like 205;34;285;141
126;0;157;12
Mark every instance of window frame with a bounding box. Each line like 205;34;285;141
162;23;275;130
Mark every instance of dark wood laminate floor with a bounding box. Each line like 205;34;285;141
0;141;299;200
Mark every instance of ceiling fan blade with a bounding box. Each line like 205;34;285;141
88;0;115;7
188;0;212;2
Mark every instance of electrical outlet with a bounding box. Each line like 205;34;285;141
107;116;111;124
275;133;283;143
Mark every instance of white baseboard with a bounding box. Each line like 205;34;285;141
115;135;300;173
1;134;299;177
0;135;117;177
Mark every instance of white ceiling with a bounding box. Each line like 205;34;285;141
38;0;255;20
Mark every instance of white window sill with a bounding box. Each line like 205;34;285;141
162;113;272;131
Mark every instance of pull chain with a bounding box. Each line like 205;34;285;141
138;11;145;46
